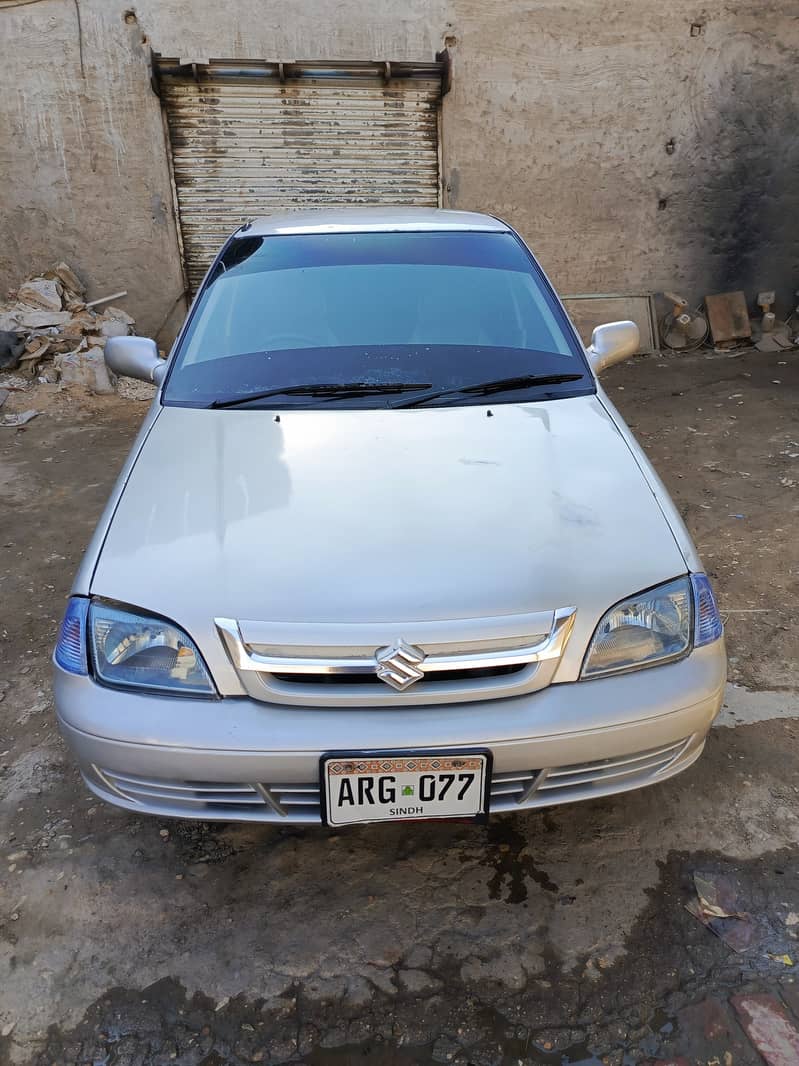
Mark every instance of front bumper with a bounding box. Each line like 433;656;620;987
54;642;726;824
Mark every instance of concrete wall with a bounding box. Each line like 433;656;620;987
2;0;798;341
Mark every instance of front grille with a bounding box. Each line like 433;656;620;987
96;769;265;810
520;738;692;809
268;783;321;816
215;609;577;708
92;767;318;822
541;740;687;790
92;737;694;823
489;769;540;808
272;663;527;686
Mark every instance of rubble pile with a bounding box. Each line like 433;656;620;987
0;263;133;394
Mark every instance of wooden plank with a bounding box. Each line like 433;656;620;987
704;291;751;343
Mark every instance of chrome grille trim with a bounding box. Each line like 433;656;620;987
215;608;577;706
216;608;576;678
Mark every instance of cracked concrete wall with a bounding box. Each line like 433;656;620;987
443;1;799;315
1;0;798;341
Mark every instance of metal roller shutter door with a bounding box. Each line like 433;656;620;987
155;59;445;291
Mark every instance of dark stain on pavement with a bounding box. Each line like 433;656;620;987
16;847;799;1066
478;818;560;902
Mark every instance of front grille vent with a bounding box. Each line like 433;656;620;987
271;663;527;686
91;737;693;823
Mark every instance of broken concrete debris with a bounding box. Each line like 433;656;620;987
0;264;134;393
16;278;62;313
0;409;39;429
50;262;84;297
99;308;133;339
11;309;72;332
54;345;114;395
754;331;794;353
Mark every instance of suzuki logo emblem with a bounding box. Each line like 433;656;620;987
375;639;426;691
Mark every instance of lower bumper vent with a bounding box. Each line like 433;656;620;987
90;737;695;823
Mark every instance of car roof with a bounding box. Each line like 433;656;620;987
237;207;509;237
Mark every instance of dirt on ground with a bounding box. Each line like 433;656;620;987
611;348;799;691
0;349;798;1066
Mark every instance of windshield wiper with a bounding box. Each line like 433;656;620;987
209;382;433;409
390;373;585;409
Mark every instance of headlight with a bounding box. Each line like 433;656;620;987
581;576;693;679
88;601;216;696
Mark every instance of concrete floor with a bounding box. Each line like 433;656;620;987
0;350;798;1065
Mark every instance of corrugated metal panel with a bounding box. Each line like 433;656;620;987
156;60;443;291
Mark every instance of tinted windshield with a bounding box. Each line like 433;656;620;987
164;231;592;408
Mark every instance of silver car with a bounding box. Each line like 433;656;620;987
53;208;726;827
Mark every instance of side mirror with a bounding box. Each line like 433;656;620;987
587;320;640;374
105;336;167;385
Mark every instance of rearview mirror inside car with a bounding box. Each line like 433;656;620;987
105;336;167;385
587;321;640;375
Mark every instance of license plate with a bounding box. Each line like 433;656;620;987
320;750;491;827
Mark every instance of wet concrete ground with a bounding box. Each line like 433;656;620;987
0;350;798;1064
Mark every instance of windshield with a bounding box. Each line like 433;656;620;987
163;230;592;408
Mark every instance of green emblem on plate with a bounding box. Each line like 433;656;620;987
401;785;414;796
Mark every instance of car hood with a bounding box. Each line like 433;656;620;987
91;396;687;684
